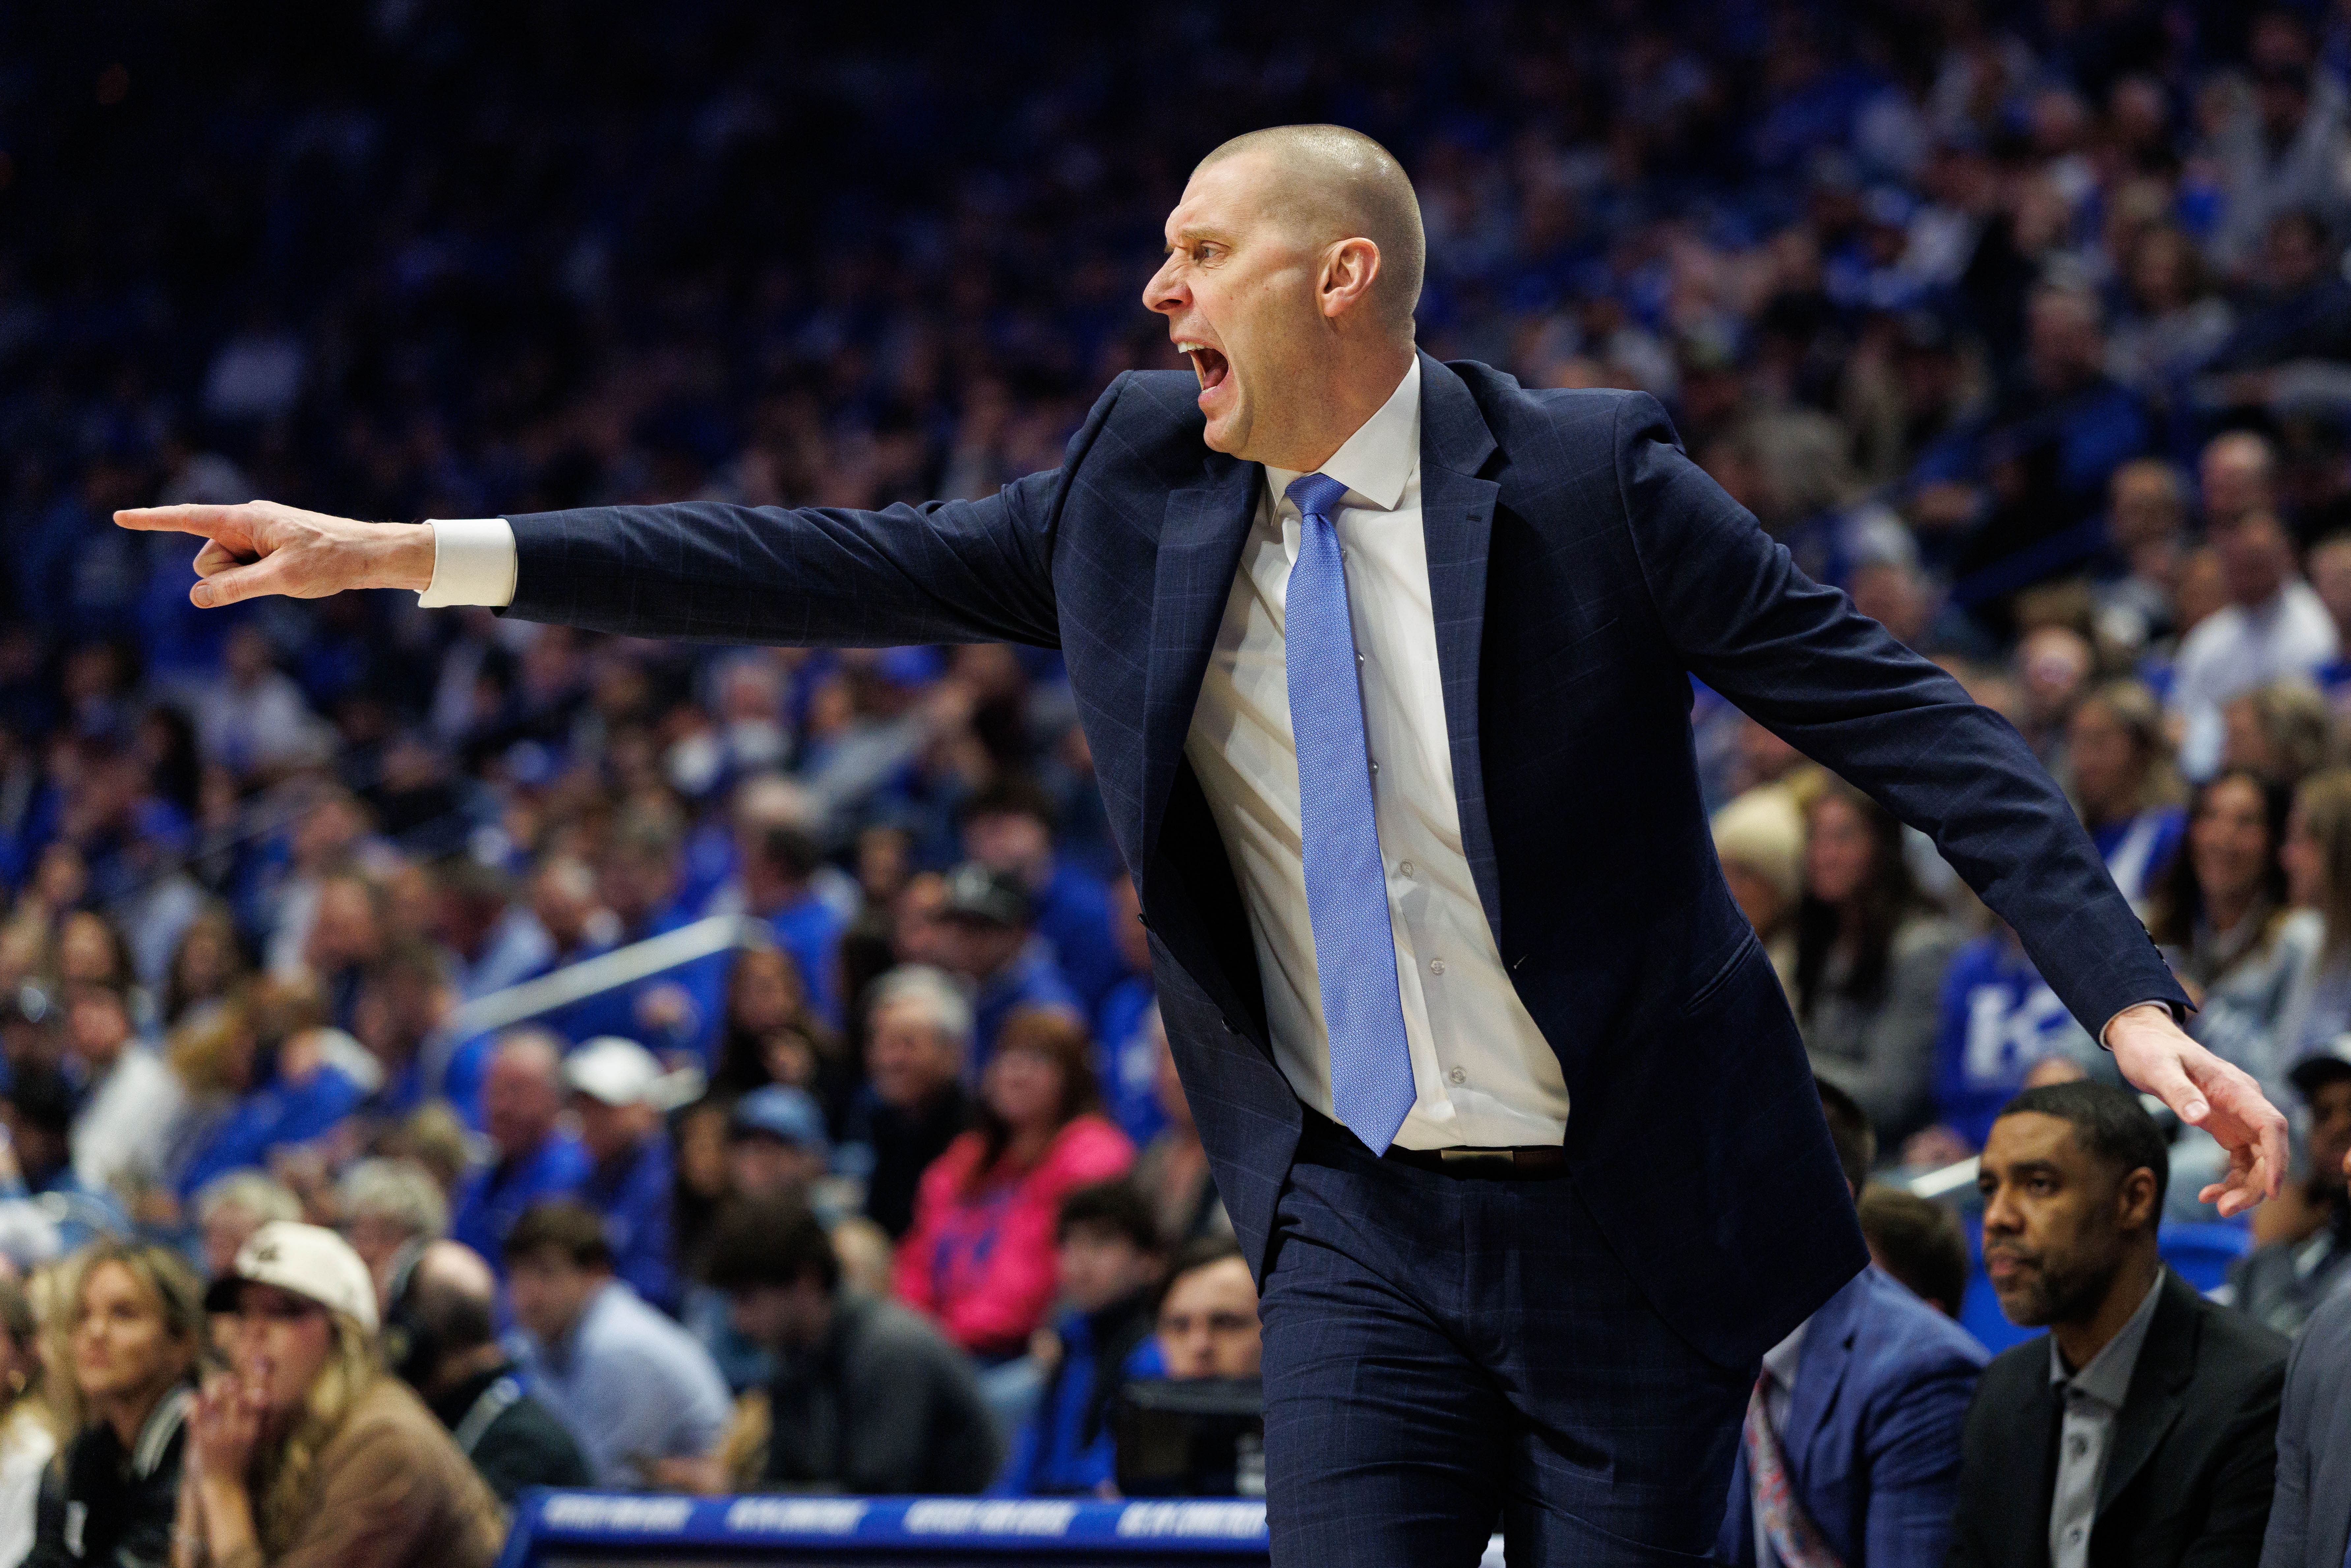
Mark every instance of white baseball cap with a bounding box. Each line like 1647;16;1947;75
203;1221;379;1335
562;1036;706;1112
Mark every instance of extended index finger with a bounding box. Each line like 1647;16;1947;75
112;503;248;538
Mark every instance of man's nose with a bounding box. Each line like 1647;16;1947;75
1142;261;1184;315
1980;1186;2019;1232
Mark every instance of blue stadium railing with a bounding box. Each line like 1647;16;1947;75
496;1491;1272;1566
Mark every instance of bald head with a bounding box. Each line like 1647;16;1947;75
409;1239;498;1352
1195;125;1424;336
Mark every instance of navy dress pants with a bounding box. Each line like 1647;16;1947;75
1261;1111;1755;1565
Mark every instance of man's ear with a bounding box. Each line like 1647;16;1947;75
2118;1165;2159;1234
1319;238;1384;322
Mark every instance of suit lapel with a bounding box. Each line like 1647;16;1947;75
1782;1270;1869;1498
1134;353;1506;934
2095;1271;2195;1520
1413;354;1505;943
1138;459;1260;868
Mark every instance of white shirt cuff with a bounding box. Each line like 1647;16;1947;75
418;517;518;608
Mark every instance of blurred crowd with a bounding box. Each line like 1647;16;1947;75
14;0;2351;1560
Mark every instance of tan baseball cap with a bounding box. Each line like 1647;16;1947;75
203;1221;379;1335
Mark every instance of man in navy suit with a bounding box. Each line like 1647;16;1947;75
120;124;2286;1564
1715;1081;1987;1567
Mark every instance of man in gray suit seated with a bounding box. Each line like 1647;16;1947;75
2260;1137;2351;1568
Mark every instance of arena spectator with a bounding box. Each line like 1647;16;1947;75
2220;678;2333;787
2092;460;2189;653
0;1277;56;1565
2263;1252;2351;1566
1147;1236;1262;1382
705;1193;998;1495
166;978;369;1204
28;1243;202;1568
2277;768;2351;1063
1795;780;1962;1148
1948;1082;2286;1567
1912;919;2098;1167
960;778;1124;1014
561;1035;695;1313
192;1172;303;1282
384;1239;592;1505
1129;1010;1232;1247
711;945;852;1128
1093;874;1164;1148
2209;210;2351;384
65;977;184;1201
934;864;1083;1069
2149;769;2315;1109
161;909;248;1034
726;777;849;1030
1712;786;1806;1000
1718;1081;1985;1566
726;1084;831;1202
997;1178;1165;1497
846;965;975;1239
2227;1044;2351;1336
1856;1185;1972;1319
447;1029;588;1275
2170;435;2336;780
186;1221;503;1568
334;1158;449;1310
895;1006;1134;1361
0;1064;125;1252
503;1200;730;1491
2064;680;2185;909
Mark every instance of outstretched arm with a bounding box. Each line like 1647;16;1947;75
1613;391;2286;1216
117;374;1136;649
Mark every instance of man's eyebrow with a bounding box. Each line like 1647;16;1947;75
1165;226;1228;252
1985;1159;2064;1181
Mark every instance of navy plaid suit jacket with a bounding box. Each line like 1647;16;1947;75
503;350;2188;1368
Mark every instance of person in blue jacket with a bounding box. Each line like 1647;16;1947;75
1909;920;2100;1167
995;1178;1166;1496
562;1036;697;1315
449;1029;588;1275
1718;1081;1988;1567
961;778;1127;1016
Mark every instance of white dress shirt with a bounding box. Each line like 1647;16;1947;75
417;356;1570;1148
1182;358;1570;1148
2169;578;2337;781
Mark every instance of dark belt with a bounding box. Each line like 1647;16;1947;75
1381;1143;1569;1179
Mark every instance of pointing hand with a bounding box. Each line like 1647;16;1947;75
114;499;432;606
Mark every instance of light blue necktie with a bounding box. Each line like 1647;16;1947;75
1284;471;1416;1152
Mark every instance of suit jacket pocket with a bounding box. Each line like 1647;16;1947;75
1681;927;1766;1016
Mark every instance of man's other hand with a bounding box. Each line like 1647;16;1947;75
114;500;432;606
2103;1001;2288;1218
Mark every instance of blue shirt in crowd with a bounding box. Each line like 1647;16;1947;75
760;890;849;1030
452;1131;591;1274
577;1131;678;1314
1095;976;1166;1151
1932;932;2097;1151
519;1278;733;1489
1031;860;1124;1014
173;1057;368;1200
973;942;1082;1071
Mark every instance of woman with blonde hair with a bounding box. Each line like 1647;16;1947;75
0;1275;57;1564
29;1241;206;1568
172;1222;501;1568
2064;678;2185;908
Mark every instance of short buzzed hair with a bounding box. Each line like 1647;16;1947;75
1197;124;1424;334
1997;1079;2170;1213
